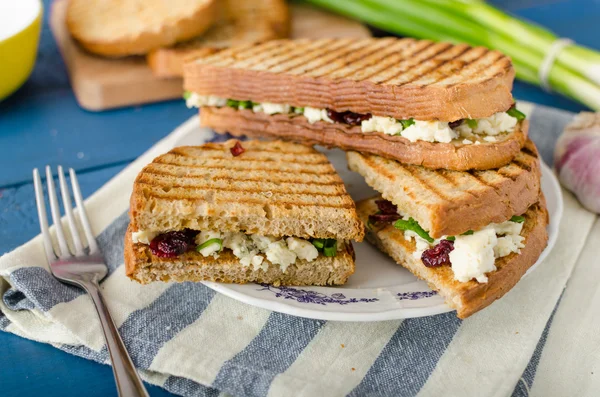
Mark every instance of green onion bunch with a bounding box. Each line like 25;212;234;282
306;0;600;110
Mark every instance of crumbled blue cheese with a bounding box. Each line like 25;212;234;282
137;229;326;273
400;120;458;143
449;229;498;283
186;93;517;144
456;112;518;137
185;93;227;109
361;116;403;136
304;107;333;124
401;218;525;283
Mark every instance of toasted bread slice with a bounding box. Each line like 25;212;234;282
184;38;515;121
125;225;355;285
200;107;529;171
67;0;218;57
147;0;290;78
357;196;548;318
130;139;364;241
347;140;542;238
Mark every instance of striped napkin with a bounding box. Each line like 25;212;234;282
1;103;598;397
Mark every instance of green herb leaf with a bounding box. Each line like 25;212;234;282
226;99;240;108
292;106;304;114
312;239;325;250
183;91;192;100
466;119;478;128
510;215;525;223
507;107;526;121
446;236;456;241
238;100;253;109
462;230;474;235
196;238;223;252
323;239;338;257
393;217;434;243
400;118;415;129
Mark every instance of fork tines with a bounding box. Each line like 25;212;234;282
33;166;99;261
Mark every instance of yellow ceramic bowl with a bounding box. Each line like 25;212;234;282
0;0;43;101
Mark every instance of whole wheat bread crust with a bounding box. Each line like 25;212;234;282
67;0;218;57
129;140;364;241
356;196;549;318
124;226;355;285
184;38;515;121
200;107;528;170
347;140;542;238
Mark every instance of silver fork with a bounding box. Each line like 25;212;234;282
33;166;149;397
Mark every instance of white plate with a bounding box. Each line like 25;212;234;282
175;123;563;322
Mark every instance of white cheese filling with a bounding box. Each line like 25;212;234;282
402;218;525;284
186;93;519;143
134;229;331;273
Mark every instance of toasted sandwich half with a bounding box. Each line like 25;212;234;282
349;140;548;318
356;196;548;318
125;140;364;286
147;0;289;78
183;38;529;171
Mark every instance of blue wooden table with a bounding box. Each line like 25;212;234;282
0;1;597;396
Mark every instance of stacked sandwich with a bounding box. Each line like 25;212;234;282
66;0;289;77
125;140;364;286
182;37;549;317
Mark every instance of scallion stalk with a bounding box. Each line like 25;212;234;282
306;0;600;110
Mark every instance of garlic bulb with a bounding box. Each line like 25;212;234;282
554;112;600;213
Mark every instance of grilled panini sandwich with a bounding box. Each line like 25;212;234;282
183;37;529;171
147;0;289;78
125;140;364;286
349;140;549;318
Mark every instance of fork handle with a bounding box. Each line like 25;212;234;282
82;281;150;397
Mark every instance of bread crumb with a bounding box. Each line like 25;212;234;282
237;316;243;320
515;331;519;334
341;344;345;348
351;368;355;371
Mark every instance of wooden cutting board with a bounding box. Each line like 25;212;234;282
49;0;371;111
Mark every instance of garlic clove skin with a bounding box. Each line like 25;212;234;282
554;112;600;214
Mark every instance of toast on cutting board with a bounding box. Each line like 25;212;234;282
67;0;218;57
147;0;290;78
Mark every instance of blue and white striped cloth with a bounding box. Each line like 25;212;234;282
1;103;598;397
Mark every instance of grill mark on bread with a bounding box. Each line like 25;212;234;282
233;41;300;69
308;39;397;79
521;145;537;158
287;40;373;76
396;46;473;86
259;39;339;72
377;42;454;84
167;153;330;165
266;39;349;74
145;193;356;209
138;181;347;197
352;40;436;82
153;161;337;175
402;167;448;201
144;168;344;186
207;40;283;67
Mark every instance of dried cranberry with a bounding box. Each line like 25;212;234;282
230;141;245;157
326;109;372;126
149;230;198;258
421;240;454;268
369;213;401;224
448;120;463;129
375;199;398;215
